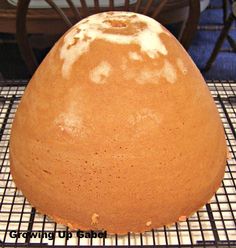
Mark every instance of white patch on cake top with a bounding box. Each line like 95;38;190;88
132;59;177;84
128;108;161;137
55;111;82;135
128;51;143;61
55;101;87;136
128;108;160;125
89;61;112;84
177;58;188;75
162;59;177;84
60;11;169;78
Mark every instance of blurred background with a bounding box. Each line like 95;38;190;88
0;0;235;80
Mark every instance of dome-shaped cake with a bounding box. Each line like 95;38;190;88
10;12;226;233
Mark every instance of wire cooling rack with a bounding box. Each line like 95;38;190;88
0;79;235;247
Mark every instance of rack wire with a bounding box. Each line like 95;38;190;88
0;79;235;247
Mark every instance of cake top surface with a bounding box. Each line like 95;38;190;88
60;11;170;78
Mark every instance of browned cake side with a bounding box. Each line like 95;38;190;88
10;12;227;234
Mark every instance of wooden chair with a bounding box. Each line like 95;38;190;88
205;0;236;71
223;0;228;23
16;0;200;75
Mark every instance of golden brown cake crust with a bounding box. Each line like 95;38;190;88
10;12;227;234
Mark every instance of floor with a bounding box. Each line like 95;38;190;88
0;0;235;80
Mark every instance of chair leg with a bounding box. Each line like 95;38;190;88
205;13;234;71
16;0;38;76
179;0;201;50
227;34;236;52
222;0;228;23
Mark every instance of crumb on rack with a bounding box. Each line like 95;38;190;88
146;221;152;227
91;213;99;225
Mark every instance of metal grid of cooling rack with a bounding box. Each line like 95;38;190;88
0;79;235;247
